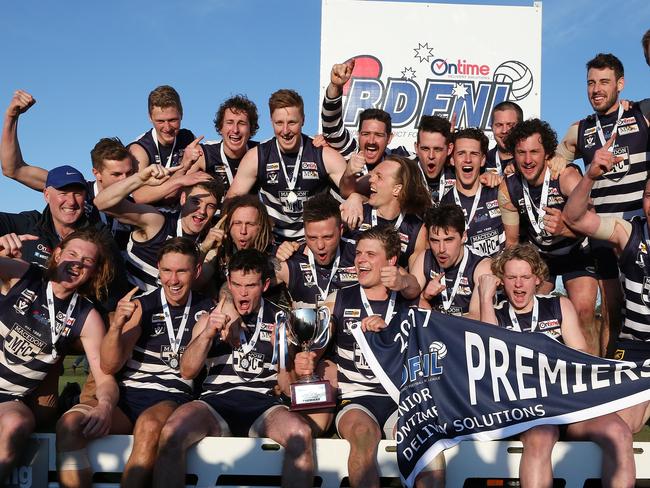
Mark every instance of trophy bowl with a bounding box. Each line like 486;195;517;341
287;306;335;411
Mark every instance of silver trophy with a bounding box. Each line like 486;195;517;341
288;306;335;410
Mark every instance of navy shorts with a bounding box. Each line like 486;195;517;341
589;240;620;280
0;393;22;404
545;244;597;283
118;387;191;424
335;395;397;439
200;390;287;437
612;339;650;362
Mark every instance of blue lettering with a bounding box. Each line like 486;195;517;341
383;78;420;128
419;81;455;123
343;79;384;127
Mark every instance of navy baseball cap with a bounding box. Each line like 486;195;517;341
45;165;87;189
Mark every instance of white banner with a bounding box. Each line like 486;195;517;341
320;0;542;147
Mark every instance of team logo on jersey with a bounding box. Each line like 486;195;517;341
302;161;318;170
13;289;37;316
4;324;46;363
194;310;208;322
641;276;650;309
303;272;315;287
604;146;629;182
160;345;186;370
618;124;639;135
583;126;597;136
267;172;279;185
471;229;500;256
353;342;374;379
359;223;372;231
233;349;265;381
279;190;308;214
151;325;166;337
584;136;596;149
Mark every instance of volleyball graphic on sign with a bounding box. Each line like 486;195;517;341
493;60;533;101
429;341;447;359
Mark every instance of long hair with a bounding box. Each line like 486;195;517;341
45;229;114;301
218;195;273;264
387;155;433;216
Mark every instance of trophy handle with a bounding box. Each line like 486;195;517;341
312;306;331;350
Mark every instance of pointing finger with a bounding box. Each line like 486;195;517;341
603;131;617;150
124;286;140;301
19;234;39;242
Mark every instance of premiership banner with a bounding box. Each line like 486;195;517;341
352;308;650;487
320;0;542;147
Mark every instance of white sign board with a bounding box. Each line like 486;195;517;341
320;0;542;147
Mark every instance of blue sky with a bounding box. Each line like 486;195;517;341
0;0;648;213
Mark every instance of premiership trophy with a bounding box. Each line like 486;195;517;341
288;306;336;411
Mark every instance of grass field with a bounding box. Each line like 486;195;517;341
59;355;87;393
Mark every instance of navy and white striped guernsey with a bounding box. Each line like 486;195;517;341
345;203;423;269
285;241;357;306
422;247;486;316
440;185;505;257
485;146;514;176
118;289;213;396
256;135;332;242
129;128;196;169
85;181;132;251
0;265;93;397
200;299;284;398
126;210;199;292
202;139;259;204
333;284;416;400
418;164;456;204
504;165;584;256
618;217;650;342
577;105;650;220
494;295;564;342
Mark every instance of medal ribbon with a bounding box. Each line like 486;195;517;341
239;298;265;356
594;104;624;153
522;168;550;236
359;287;397;324
160;288;192;357
46;282;79;359
439;250;469;311
508;296;539;333
151;128;178;168
307;248;341;302
275;137;304;195
453;185;482;228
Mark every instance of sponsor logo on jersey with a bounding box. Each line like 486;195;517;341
538;319;560;330
618;117;636;126
618;124;639;135
302;170;319;179
583;126;597;136
399;232;409;243
259;323;274;342
344;308;361;317
266;163;280;171
302;161;318;170
151;313;166;324
299;263;311;271
486;199;499;209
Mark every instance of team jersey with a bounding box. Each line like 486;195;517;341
333;284;416;399
129;128;196;169
0;266;94;397
577;104;650;220
441;184;505;257
126;210;200;292
85;181;132;251
202;139;259;203
200;299;284;398
504;165;584;256
118;289;212;396
345;203;423;269
485;146;514;176
285;240;357;305
618;217;650;341
417;164;456;205
257;135;332;242
422;247;485;316
494;295;564;342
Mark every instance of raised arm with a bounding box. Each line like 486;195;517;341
94;164;172;237
225;146;259;198
100;287;142;374
321;60;357;158
558;296;589;354
497;179;520;247
180;298;225;380
80;308;120;438
323;146;356;197
477;273;500;326
563;133;630;253
468;258;494;320
1;90;48;191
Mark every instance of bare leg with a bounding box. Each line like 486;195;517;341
153;401;220;488
338;408;382;488
414;453;446;488
260;407;314;488
518;425;558;488
566;413;635;488
564;276;599;356
599;278;623;357
121;401;179;488
617;400;650;434
0;401;35;481
57;404;131;488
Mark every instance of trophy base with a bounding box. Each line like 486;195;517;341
289;379;336;411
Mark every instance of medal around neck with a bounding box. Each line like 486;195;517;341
288;306;335;411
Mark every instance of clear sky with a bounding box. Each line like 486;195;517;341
0;0;648;213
